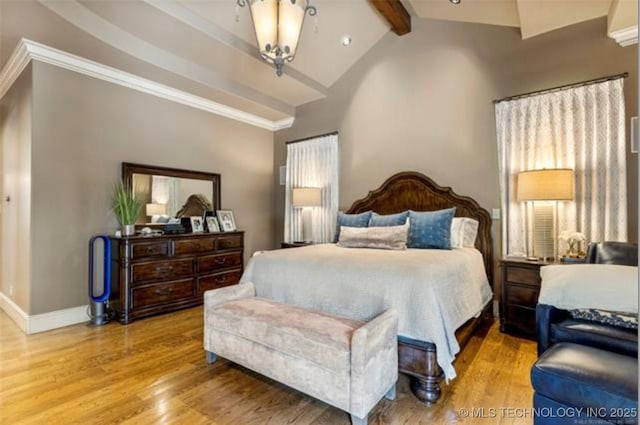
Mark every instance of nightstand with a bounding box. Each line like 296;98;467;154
281;241;313;249
499;257;559;338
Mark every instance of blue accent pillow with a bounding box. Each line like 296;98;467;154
369;211;409;227
407;208;456;249
334;211;372;242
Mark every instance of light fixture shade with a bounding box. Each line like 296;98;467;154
146;203;167;216
278;0;306;59
242;0;315;76
292;187;322;208
249;0;277;57
517;169;575;201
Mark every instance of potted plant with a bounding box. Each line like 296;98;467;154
559;230;587;258
112;181;142;236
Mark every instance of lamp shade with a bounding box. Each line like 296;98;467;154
292;187;322;208
146;203;167;216
517;169;574;201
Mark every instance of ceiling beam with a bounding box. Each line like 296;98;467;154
368;0;411;36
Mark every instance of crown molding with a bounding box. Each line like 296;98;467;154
0;39;295;131
609;26;638;47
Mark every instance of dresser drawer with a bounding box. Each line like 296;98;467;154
131;259;194;283
198;252;242;274
506;266;541;286
174;238;216;256
132;279;195;309
198;270;242;295
505;283;539;308
130;241;169;260
217;235;243;251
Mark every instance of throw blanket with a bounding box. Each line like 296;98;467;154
240;244;492;380
539;264;638;313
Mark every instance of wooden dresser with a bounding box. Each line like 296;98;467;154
110;231;244;324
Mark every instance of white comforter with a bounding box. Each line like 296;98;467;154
240;244;493;380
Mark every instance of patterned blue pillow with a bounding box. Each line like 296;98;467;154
369;211;409;227
407;208;456;249
334;211;372;242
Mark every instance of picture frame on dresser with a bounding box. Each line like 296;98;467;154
190;216;204;233
206;216;220;233
216;210;237;232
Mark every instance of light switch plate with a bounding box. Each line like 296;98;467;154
492;208;501;220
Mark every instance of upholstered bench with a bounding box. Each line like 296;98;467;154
203;282;398;425
531;342;638;425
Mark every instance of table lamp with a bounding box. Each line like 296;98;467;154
292;187;322;242
146;203;167;223
517;169;574;260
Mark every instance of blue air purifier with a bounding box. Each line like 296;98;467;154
88;235;112;326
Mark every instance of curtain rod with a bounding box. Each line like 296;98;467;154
493;72;629;104
285;131;339;145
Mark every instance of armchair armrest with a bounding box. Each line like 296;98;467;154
204;282;256;310
536;304;570;356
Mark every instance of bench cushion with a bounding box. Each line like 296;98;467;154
207;297;364;372
531;343;637;424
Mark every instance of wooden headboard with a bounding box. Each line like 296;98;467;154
346;171;494;287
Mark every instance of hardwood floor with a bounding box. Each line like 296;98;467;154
0;307;536;424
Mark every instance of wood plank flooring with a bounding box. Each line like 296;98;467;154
0;307;536;424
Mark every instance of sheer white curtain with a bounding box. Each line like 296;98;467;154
152;176;179;216
284;133;339;243
496;79;627;256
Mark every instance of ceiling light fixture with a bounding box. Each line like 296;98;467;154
237;0;317;77
449;0;461;4
342;36;352;46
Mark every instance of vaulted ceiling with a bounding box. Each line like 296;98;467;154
0;0;636;130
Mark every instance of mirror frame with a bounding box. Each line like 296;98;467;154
122;162;221;217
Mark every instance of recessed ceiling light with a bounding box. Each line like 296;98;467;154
342;36;352;46
449;0;461;4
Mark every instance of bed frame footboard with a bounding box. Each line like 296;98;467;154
399;302;494;405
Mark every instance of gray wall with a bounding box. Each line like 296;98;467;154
0;64;32;313
28;62;274;315
274;18;638;250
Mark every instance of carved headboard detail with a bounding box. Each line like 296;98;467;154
346;171;493;287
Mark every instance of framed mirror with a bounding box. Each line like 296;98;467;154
122;163;221;225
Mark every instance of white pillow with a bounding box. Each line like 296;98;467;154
338;221;409;250
539;264;638;314
450;217;479;248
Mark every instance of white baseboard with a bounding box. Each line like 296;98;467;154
0;292;88;334
28;305;89;334
0;291;28;333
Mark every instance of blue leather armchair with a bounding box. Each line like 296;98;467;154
536;242;638;356
532;242;638;425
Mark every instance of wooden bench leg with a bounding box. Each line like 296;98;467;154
385;383;396;401
205;351;217;364
350;414;368;425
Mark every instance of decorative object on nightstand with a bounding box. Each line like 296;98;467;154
281;241;313;249
516;168;574;260
500;257;559;338
292;187;322;242
558;230;587;262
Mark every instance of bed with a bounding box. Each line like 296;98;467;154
241;171;494;405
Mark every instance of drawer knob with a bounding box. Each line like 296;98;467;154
214;258;228;265
155;288;174;296
146;246;159;254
